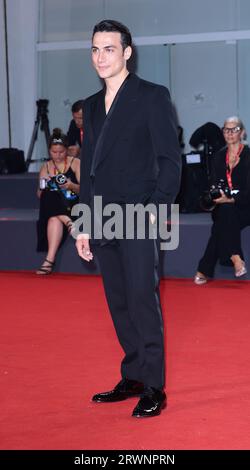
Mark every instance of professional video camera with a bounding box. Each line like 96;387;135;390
200;179;239;211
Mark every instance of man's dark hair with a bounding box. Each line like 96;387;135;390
92;19;132;50
71;100;84;114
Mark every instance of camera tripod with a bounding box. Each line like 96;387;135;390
26;99;51;170
202;138;213;186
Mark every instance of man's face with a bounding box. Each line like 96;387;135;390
73;109;83;129
91;31;131;80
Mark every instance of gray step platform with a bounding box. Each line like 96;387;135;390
1;208;249;279
0;173;39;209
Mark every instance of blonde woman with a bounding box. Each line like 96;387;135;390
195;116;250;284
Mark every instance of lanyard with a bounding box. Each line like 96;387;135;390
226;144;243;189
53;157;67;175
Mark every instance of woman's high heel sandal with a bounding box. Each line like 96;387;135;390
194;273;208;285
66;220;75;236
36;259;55;275
235;261;247;278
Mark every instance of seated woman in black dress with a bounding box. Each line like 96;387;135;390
36;128;80;274
194;116;250;284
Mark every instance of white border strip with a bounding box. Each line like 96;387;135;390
0;0;9;147
37;29;250;51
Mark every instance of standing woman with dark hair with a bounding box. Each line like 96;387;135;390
36;128;80;274
194;116;250;284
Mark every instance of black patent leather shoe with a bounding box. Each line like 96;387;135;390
92;378;144;403
132;387;166;418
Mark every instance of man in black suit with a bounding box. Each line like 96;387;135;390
67;100;84;158
76;20;181;418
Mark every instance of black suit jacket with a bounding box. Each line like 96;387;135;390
211;145;250;208
67;119;82;147
80;73;181;211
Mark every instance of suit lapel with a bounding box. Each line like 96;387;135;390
89;89;106;144
91;74;140;173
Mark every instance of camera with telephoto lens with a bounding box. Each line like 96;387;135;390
200;179;234;211
39;173;67;191
210;179;232;199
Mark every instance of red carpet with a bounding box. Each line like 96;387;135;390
0;271;250;450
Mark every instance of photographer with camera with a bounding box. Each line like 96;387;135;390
36;128;80;274
194;116;250;284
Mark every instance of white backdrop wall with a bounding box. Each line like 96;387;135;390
0;0;9;148
6;0;38;159
38;44;170;154
170;41;238;150
37;0;250;156
3;0;250;167
238;40;250;141
38;0;244;41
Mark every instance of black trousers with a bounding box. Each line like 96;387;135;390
94;236;165;390
198;204;250;278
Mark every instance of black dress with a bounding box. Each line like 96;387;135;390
37;166;79;252
198;145;250;277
